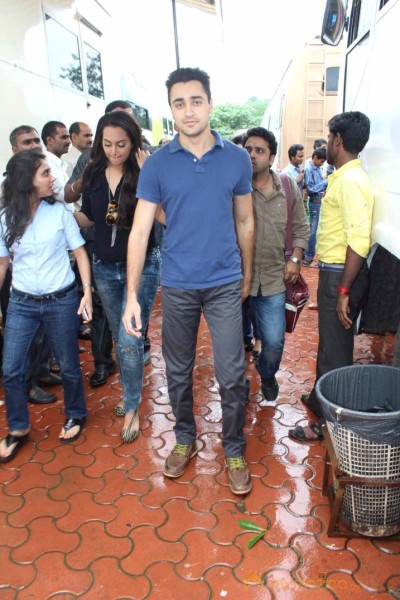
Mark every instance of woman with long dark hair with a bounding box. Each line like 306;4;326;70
0;150;92;462
75;111;160;443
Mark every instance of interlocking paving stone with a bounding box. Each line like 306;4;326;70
11;516;79;563
1;278;399;597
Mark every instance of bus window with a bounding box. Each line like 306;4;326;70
84;43;104;99
45;15;83;92
348;0;375;45
323;66;340;93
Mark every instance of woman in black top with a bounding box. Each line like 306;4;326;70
75;112;160;443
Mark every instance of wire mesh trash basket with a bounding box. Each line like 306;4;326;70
316;365;400;537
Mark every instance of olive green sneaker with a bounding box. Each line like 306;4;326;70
163;442;198;478
225;456;252;495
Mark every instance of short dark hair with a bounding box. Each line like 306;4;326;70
165;67;211;104
313;138;327;149
312;147;327;160
69;122;82;136
288;144;304;159
41;121;66;145
243;127;278;156
231;133;244;146
328;111;370;155
105;100;132;113
9;126;37;147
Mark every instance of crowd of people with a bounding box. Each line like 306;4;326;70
0;67;374;498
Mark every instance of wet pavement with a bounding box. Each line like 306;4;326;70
1;266;399;599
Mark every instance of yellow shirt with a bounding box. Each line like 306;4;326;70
316;159;374;263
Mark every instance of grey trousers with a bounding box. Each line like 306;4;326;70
307;266;370;417
161;280;247;457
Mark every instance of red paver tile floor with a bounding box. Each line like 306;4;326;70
1;266;400;599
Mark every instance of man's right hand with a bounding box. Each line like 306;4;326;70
122;297;143;337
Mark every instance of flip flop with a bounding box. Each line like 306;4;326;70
288;422;323;443
0;433;29;463
59;417;86;444
121;411;139;443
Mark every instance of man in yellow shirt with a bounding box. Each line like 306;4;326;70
289;111;373;442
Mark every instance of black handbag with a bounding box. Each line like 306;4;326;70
280;173;310;333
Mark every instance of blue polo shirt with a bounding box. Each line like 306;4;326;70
137;130;252;289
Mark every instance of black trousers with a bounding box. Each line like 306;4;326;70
76;233;114;371
307;266;370;417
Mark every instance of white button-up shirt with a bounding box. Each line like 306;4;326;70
0;201;84;295
45;150;72;210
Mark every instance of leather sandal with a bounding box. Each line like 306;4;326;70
288;422;323;443
59;417;86;444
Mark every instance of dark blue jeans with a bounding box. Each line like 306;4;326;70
92;247;161;413
3;285;87;431
304;202;321;262
250;290;286;381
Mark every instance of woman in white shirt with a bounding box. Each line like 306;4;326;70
0;150;92;463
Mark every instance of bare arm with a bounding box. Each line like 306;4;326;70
64;177;83;204
0;257;9;292
233;192;254;301
155;204;166;226
74;211;94;229
336;246;366;329
135;149;150;169
122;199;159;336
72;245;93;322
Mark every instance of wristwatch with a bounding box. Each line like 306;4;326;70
289;255;301;264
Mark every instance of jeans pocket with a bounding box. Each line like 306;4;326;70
10;293;26;305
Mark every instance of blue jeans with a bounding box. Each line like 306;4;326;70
304;202;321;262
3;285;87;431
250;290;286;381
92;247;161;413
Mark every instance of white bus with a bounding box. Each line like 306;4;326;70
0;0;176;167
321;0;400;261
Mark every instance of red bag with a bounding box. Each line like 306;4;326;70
280;173;310;333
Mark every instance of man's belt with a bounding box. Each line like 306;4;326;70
318;262;344;272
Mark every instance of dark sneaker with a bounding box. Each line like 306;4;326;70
261;377;279;402
163;442;198;478
225;456;252;495
302;259;312;266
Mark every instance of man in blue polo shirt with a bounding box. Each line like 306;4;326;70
123;67;254;495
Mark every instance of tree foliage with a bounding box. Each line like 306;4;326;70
210;98;269;139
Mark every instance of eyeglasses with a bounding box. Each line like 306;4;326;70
105;198;119;225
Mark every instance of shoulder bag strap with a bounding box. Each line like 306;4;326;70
279;172;293;256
